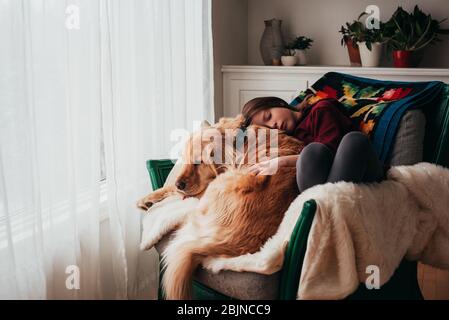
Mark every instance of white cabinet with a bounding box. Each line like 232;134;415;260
222;65;449;117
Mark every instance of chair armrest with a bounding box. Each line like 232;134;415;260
146;159;176;189
278;199;317;300
423;84;449;167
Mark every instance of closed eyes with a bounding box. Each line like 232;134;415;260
263;110;271;122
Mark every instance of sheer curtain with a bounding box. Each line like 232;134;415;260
0;0;213;299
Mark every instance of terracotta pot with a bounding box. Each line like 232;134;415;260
345;38;361;67
392;50;413;68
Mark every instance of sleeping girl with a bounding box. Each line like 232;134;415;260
241;96;386;192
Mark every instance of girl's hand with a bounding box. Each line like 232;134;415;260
248;158;281;175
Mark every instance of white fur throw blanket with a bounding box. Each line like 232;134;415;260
141;162;449;299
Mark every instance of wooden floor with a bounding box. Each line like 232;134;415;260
418;263;449;300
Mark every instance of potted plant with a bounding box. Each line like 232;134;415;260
281;41;298;66
384;5;449;68
291;36;313;65
357;14;387;67
339;19;364;67
340;13;386;67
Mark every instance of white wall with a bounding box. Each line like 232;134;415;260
212;0;249;119
247;0;449;67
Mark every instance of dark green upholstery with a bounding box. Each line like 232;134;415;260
278;200;316;299
148;84;449;300
423;84;449;167
146;160;176;190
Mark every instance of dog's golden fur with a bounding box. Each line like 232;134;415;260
137;115;304;299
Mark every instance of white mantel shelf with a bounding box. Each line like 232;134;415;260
221;65;449;117
222;65;449;77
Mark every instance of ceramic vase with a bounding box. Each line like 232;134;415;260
260;19;284;65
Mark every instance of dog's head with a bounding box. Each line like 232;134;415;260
173;115;304;196
174;120;232;197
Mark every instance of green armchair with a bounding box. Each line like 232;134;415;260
146;84;449;300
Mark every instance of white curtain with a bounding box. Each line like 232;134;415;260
0;0;213;299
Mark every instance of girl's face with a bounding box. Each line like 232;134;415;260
250;107;300;135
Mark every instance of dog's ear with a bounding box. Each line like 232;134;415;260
201;120;211;129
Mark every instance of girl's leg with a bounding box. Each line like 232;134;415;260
296;142;334;193
327;131;384;184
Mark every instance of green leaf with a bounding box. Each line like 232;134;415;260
412;16;432;49
415;20;422;35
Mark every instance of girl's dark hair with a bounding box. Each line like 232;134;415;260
241;96;311;128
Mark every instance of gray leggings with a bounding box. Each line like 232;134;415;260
296;131;384;193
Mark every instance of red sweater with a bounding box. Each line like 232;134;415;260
293;98;357;153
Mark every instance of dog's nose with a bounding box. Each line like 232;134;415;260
176;180;186;190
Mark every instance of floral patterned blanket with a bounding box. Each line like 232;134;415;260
290;72;446;163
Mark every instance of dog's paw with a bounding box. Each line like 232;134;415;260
136;197;154;211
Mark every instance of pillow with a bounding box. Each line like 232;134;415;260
387;109;426;166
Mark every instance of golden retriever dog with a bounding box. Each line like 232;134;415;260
137;117;245;210
138;116;304;299
137;116;301;209
162;167;302;300
137;115;304;299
